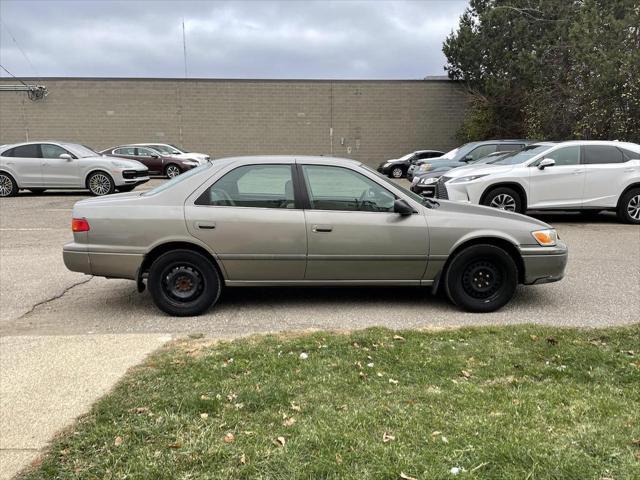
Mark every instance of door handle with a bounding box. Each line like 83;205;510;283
572;170;585;174
195;222;216;230
312;224;333;233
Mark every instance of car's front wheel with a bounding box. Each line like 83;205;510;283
444;244;518;313
483;187;523;213
618;188;640;224
390;166;405;179
165;164;182;178
0;172;18;197
147;249;222;316
87;171;115;196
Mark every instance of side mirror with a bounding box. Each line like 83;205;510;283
462;156;473;162
393;199;414;216
59;153;73;161
538;158;555;170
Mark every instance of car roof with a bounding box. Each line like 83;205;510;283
212;155;361;166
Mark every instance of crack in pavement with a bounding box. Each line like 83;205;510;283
18;277;94;319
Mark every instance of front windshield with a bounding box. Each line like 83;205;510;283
493;145;554;165
439;147;460;160
168;144;186;154
141;163;212;196
64;144;100;158
149;145;174;154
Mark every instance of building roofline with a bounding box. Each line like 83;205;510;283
0;76;459;83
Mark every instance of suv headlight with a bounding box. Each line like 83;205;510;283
531;229;557;246
183;160;199;166
110;160;129;168
449;174;489;184
418;163;432;172
420;176;439;185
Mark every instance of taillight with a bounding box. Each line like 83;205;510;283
72;218;90;232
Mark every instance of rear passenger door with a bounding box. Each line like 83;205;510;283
185;163;307;281
1;144;42;187
582;145;636;208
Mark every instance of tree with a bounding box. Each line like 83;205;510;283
443;0;640;143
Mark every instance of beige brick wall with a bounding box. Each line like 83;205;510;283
0;78;468;166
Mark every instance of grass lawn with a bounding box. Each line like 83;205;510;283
24;325;639;479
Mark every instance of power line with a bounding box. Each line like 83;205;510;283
0;63;28;87
0;19;42;81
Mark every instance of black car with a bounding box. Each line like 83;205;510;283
410;151;514;197
377;150;444;178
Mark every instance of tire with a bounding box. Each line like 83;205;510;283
118;185;136;193
87;171;115;196
482;187;523;213
0;172;18;197
28;188;46;194
165;164;182;178
390;166;405;179
147;249;221;316
444;244;518;313
617;188;640;224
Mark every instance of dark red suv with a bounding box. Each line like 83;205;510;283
100;145;200;178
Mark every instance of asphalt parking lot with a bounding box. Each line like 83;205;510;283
1;179;638;337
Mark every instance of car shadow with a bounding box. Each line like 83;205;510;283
527;210;620;224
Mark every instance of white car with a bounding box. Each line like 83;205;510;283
134;143;210;164
436;141;640;224
0;141;149;197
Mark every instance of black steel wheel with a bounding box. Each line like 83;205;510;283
444;244;518;313
148;249;221;316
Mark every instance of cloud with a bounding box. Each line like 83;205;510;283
0;0;467;79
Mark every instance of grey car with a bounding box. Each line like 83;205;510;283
0;141;149;196
63;156;567;316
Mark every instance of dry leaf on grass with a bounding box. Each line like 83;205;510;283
400;473;417;480
335;453;343;464
273;436;286;447
223;433;236;443
461;370;472;379
114;436;123;447
283;417;296;427
383;432;395;443
389;378;399;385
167;442;182;449
200;413;209;419
393;335;406;341
239;453;247;465
290;403;301;412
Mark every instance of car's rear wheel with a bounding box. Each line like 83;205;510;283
28;188;46;194
165;164;182;178
444;244;518;313
148;249;221;316
618;188;640;224
483;187;523;213
87;171;115;196
390;166;405;179
0;173;18;197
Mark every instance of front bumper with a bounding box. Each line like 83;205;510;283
115;168;150;186
63;242;143;280
410;183;436;197
520;242;568;285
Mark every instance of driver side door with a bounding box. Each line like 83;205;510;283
41;143;79;187
300;164;429;281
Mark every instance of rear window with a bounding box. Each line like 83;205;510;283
3;144;41;158
141;162;213;197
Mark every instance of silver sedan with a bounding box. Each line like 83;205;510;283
63;156;568;316
0;141;149;196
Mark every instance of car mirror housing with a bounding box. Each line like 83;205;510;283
393;199;414;216
59;153;73;161
538;158;556;170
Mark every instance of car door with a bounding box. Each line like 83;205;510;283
528;145;584;209
41;143;80;187
1;144;43;186
300;163;429;281
135;147;163;174
582;145;634;208
185;162;307;281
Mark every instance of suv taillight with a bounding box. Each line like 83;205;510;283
72;218;90;232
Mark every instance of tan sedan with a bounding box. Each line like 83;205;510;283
63;156;568;316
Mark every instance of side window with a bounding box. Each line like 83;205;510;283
467;144;497;161
196;164;295;209
2;148;15;157
620;148;639;161
137;148;157;157
544;146;581;166
427;151;443;158
302;165;396;212
10;144;41;158
114;147;136;156
497;144;523;152
41;144;70;159
583;146;624;165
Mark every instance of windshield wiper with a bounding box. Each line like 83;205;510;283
422;197;440;209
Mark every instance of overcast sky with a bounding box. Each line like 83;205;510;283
0;0;467;79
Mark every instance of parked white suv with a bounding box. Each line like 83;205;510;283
0;141;150;197
436;141;640;223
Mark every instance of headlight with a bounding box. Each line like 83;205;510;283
383;162;393;168
449;174;489;184
420;177;439;185
418;163;432;172
183;160;199;166
531;229;557;246
110;160;129;168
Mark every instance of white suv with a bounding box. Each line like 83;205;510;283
436;141;640;224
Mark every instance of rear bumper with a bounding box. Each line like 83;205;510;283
63;242;143;280
520;242;568;285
